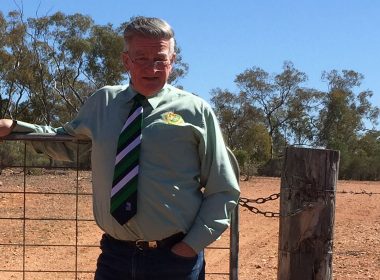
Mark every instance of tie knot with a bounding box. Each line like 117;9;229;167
134;94;145;104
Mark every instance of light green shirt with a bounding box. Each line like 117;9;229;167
13;84;240;253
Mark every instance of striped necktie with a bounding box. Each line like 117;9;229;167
110;95;144;224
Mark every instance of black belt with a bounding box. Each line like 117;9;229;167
105;232;185;251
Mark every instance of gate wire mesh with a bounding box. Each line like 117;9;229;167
0;134;239;280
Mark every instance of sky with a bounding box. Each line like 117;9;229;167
2;0;380;109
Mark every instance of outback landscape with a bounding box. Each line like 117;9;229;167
0;171;379;280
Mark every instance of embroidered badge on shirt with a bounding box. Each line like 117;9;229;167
163;112;185;125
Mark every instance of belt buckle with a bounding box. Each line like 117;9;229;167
135;240;158;250
148;241;158;249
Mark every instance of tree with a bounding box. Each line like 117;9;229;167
240;123;271;171
210;88;261;149
355;131;380;180
86;23;126;88
318;70;379;149
317;70;380;179
284;88;323;146
0;10;189;125
168;45;189;86
0;11;98;124
339;130;380;180
235;61;319;158
0;11;31;119
210;88;271;177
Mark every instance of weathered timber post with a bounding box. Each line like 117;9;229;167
277;147;340;280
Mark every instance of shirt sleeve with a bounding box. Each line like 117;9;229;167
11;95;96;162
182;102;240;253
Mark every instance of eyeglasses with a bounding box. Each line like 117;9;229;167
126;53;172;71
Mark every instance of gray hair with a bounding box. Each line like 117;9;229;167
123;16;175;54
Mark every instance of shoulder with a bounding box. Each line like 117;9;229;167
166;85;212;111
166;84;200;100
81;85;131;110
88;85;129;101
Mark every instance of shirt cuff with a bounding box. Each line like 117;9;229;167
182;223;218;253
10;120;17;131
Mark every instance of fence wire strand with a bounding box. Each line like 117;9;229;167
0;135;240;280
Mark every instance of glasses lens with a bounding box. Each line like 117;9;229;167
153;61;170;70
128;53;171;70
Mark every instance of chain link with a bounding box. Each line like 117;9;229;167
239;194;323;218
239;193;281;218
239;193;280;205
239;188;379;218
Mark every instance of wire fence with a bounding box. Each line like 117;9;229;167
2;135;377;279
0;135;96;279
0;134;239;280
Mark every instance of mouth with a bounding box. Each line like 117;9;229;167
142;77;159;81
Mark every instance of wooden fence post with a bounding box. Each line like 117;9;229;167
277;147;340;280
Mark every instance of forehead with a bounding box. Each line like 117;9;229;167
128;36;171;55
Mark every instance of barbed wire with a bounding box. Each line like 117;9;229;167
337;190;380;196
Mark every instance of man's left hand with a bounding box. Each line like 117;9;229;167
171;241;197;257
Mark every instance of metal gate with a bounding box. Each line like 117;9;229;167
0;134;239;279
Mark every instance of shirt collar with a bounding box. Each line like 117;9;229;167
127;84;168;110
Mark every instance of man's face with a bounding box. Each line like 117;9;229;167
122;36;175;96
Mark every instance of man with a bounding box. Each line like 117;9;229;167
0;17;240;279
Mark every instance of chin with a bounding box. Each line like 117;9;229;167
139;85;165;96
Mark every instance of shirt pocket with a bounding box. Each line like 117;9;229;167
141;120;201;170
143;119;199;146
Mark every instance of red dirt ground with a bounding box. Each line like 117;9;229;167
0;172;379;279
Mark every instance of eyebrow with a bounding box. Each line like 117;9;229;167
133;50;169;56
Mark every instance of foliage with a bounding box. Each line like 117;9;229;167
318;70;379;147
0;9;188;171
0;139;91;170
340;131;380;180
234;61;322;159
0;141;24;166
0;10;188;125
1;8;379;180
211;65;380;180
210;88;262;149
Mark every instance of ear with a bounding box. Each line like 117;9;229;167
168;53;177;73
170;53;177;64
122;52;130;71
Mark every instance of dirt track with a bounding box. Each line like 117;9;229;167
0;172;379;279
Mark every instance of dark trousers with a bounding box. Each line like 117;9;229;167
95;234;205;280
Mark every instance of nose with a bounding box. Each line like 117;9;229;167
145;62;165;71
143;64;166;75
143;66;160;75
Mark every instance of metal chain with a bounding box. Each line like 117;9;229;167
239;195;323;218
239;193;281;218
238;201;280;217
239;193;280;204
239;188;379;218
